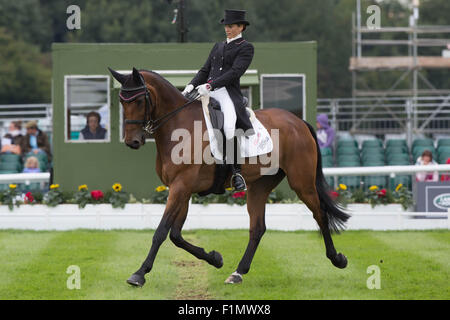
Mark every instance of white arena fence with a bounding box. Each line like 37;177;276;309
0;166;448;231
1;165;449;185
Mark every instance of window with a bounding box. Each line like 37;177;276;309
260;74;306;119
64;76;110;142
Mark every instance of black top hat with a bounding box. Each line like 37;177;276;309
220;9;250;26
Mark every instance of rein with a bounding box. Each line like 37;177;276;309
121;75;199;135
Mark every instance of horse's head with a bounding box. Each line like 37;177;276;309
108;67;152;149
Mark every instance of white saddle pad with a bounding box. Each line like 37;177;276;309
200;96;273;160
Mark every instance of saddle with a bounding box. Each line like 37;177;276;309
185;90;250;196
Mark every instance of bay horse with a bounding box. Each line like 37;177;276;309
109;67;350;287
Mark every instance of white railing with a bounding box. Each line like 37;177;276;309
323;164;450;176
0;173;50;185
0;166;448;186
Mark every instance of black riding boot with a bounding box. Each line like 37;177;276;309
231;163;246;191
225;137;246;191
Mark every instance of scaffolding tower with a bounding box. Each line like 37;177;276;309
351;0;450;99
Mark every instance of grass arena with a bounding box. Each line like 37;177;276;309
1;1;450;304
0;229;448;300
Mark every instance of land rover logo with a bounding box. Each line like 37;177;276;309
433;193;450;210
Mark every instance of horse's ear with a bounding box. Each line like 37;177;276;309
108;67;127;85
132;67;142;83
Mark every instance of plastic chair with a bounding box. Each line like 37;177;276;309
337;154;360;163
0;153;22;163
438;146;450;157
386;139;407;148
361;151;384;161
361;147;384;156
0;162;21;172
337;147;359;155
337;140;358;148
412;138;434;148
338;161;361;168
437;139;450;148
386;145;409;154
362;139;383;149
362;160;385;167
320;147;333;156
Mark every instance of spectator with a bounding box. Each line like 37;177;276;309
415;150;438;182
20;120;52;162
23;156;41;173
79;111;107;140
1;121;23;155
441;158;450;181
316;113;335;149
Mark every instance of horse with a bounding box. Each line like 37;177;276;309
108;67;350;287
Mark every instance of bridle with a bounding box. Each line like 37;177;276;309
120;73;199;135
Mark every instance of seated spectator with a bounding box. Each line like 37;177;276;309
79;111;107;140
20;121;52;162
415;150;438;182
441;158;450;181
1;121;23;155
316;113;335;149
23;156;41;173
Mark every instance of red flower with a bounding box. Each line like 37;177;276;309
377;189;387;198
91;190;104;201
24;192;34;203
330;191;339;200
232;191;246;199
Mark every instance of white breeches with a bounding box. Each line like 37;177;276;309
209;87;237;140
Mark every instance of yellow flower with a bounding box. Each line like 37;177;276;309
9;184;17;189
225;187;233;191
155;185;167;192
50;184;60;190
395;184;403;192
339;184;347;191
78;184;88;191
113;183;122;192
369;185;379;191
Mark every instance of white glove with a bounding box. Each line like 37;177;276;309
182;84;194;96
196;83;211;97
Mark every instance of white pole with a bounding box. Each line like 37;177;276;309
323;164;450;176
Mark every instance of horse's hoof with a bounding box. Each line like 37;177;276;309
225;272;243;284
332;253;348;269
208;250;223;269
126;273;146;287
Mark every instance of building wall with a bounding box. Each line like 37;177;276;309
52;42;317;198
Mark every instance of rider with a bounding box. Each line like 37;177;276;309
182;9;254;191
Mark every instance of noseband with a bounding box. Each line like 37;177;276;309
120;73;200;135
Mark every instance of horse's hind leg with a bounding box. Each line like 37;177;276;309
287;173;347;269
225;170;286;284
169;205;224;269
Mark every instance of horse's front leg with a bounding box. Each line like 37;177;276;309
126;183;190;287
169;202;223;269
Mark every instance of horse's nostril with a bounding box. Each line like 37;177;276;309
133;140;140;146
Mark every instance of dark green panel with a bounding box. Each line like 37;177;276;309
52;42;316;199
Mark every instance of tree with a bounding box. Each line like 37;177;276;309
0;28;51;104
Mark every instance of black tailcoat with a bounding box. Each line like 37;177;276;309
190;38;254;132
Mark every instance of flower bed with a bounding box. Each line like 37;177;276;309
0;183;414;211
0;184;446;231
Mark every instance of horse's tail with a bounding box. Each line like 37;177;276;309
302;120;351;233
